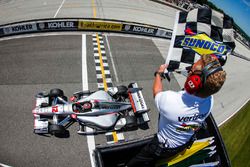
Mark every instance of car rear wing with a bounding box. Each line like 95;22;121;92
128;83;150;124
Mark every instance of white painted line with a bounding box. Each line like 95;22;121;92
102;62;109;66
54;0;66;18
82;34;88;91
104;70;111;75
95;66;101;71
96;74;103;78
105;78;113;82
0;163;12;167
101;56;107;60
94;49;107;57
0;32;84;41
82;34;96;167
94;53;100;57
105;35;119;82
218;97;250;127
97;83;105;88
94;59;101;63
100;45;105;49
166;12;179;65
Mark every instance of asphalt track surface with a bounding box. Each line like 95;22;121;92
0;1;250;167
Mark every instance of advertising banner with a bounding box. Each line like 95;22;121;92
122;24;157;36
37;21;78;30
3;23;37;35
0;19;173;40
155;29;172;39
78;21;122;31
0;28;3;36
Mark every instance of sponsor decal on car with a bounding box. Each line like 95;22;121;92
52;106;58;113
97;102;121;110
136;91;146;110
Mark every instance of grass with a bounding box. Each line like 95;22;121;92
219;101;250;167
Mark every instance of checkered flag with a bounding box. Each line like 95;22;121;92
166;8;235;71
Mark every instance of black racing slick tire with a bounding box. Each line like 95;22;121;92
49;124;67;136
117;85;128;98
125;116;137;128
49;88;64;97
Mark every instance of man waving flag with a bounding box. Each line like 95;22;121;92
166;7;235;71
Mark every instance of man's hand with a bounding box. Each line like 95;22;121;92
157;64;168;73
153;64;168;97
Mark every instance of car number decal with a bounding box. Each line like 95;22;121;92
52;106;58;113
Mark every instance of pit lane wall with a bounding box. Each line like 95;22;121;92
0;18;172;39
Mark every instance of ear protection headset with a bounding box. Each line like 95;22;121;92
184;61;223;94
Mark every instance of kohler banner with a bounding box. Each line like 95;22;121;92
3;23;38;35
122;24;157;36
37;21;78;31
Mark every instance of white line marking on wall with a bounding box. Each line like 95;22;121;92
82;34;96;167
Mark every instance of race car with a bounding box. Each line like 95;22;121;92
32;83;150;137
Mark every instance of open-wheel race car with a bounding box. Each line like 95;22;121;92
32;83;150;137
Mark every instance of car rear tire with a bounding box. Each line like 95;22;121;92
116;85;128;98
50;88;64;97
49;124;66;136
125;115;137;128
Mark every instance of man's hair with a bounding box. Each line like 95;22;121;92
200;54;226;96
